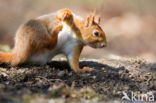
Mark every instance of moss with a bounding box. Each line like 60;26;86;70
0;45;12;53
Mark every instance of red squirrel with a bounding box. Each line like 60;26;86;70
0;9;107;72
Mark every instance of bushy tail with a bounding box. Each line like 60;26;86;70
0;52;15;64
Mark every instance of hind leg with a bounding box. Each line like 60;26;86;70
11;35;32;66
45;24;63;50
10;54;28;66
10;48;31;66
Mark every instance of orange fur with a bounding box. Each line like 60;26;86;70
0;9;107;73
68;45;93;72
0;52;15;64
56;9;74;25
74;15;107;47
61;9;107;72
46;24;63;50
0;11;67;66
57;9;107;47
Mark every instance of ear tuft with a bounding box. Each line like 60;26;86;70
85;16;90;27
85;11;96;27
94;15;101;24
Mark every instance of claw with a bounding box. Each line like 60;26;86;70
75;67;94;72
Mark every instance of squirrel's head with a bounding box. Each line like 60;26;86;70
81;13;107;48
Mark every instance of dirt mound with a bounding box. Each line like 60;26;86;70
0;58;155;103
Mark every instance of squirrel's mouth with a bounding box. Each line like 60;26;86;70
88;43;107;48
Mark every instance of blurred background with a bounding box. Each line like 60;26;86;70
0;0;156;61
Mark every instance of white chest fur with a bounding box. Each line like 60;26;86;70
56;23;78;53
30;22;79;64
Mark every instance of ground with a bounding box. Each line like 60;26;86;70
0;58;155;103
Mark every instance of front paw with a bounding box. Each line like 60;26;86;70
74;67;94;72
82;67;94;72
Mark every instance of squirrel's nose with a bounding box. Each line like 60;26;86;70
101;43;107;47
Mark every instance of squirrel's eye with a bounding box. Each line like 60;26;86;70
93;31;99;37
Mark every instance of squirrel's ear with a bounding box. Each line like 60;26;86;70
85;15;95;27
90;10;101;24
94;15;100;24
85;16;90;27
